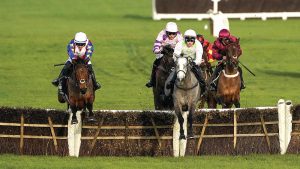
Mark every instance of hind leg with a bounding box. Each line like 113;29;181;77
187;105;195;138
70;106;78;124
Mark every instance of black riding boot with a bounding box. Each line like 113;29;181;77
209;63;223;91
145;58;162;88
166;71;176;90
191;64;207;97
52;62;72;87
87;64;101;90
238;66;246;90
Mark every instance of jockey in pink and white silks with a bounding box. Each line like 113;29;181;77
52;32;101;96
145;22;183;88
166;29;207;96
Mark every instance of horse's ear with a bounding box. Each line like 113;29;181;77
237;37;240;43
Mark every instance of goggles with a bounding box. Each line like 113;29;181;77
75;43;86;47
167;31;177;36
185;37;195;42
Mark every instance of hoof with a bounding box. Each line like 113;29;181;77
187;133;194;139
87;116;97;123
179;134;186;140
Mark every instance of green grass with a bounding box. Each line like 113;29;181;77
1;0;300;110
0;154;299;169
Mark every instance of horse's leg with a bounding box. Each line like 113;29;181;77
187;104;196;138
234;102;240;108
86;102;97;122
207;93;217;108
70;106;78;124
175;105;185;140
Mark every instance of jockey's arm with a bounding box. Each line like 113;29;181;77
212;42;223;61
152;30;164;55
67;40;77;61
85;41;94;63
194;40;203;65
173;41;183;62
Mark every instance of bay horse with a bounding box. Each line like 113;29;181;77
153;45;175;110
67;59;97;124
208;40;241;108
198;50;213;108
172;56;201;139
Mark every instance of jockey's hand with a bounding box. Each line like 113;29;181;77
222;56;227;60
84;58;90;64
154;48;161;54
191;61;196;67
72;59;77;64
200;59;205;66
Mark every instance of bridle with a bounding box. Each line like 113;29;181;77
73;63;89;88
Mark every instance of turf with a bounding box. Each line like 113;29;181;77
0;154;300;169
0;0;299;110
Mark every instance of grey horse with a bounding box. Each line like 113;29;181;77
172;57;201;139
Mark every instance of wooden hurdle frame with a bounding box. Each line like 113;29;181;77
0;101;294;156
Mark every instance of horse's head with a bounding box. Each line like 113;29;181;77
175;56;189;82
225;39;240;67
74;60;89;94
161;45;175;69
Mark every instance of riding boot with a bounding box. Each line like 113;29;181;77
191;64;207;97
238;66;246;90
52;62;72;87
87;64;101;90
145;58;162;88
209;63;223;91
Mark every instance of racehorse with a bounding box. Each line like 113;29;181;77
198;50;213;108
153;45;175;110
67;59;97;124
172;56;201;139
208;40;241;108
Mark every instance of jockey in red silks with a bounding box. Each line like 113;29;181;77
145;22;183;88
209;29;245;91
52;32;101;97
196;34;215;72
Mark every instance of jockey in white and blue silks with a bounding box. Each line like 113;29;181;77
52;32;101;96
145;22;183;88
166;29;207;96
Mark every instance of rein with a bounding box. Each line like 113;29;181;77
175;81;198;91
175;62;198;91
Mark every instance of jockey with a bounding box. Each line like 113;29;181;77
196;34;215;64
166;29;206;96
52;32;101;96
145;22;183;88
196;34;215;74
209;29;245;91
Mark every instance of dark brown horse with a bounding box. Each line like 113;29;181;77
153;45;175;110
208;40;241;108
67;60;97;124
198;50;213;108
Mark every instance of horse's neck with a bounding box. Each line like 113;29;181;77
160;56;173;72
